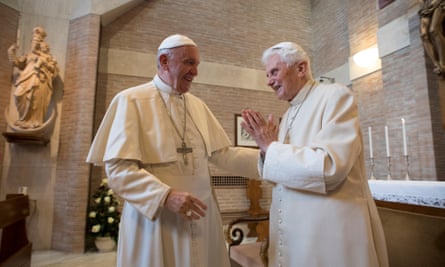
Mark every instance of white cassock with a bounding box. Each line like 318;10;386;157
87;75;259;267
260;80;389;267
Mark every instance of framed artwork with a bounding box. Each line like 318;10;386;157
234;114;258;148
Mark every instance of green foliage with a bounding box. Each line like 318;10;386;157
86;179;120;241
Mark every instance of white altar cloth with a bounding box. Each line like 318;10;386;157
368;180;445;208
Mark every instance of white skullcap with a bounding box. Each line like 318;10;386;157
271;42;304;54
158;34;197;50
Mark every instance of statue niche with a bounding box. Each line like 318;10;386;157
3;26;59;145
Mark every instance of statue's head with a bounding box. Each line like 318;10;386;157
33;27;47;41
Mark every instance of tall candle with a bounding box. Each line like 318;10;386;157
368;127;373;158
385;126;390;157
401;118;408;156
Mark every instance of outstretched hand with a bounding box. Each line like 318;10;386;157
241;109;279;154
164;189;207;220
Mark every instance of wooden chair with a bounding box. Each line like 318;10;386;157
226;180;270;267
0;194;32;267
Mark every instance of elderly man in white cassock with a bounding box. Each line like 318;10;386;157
86;34;259;267
242;41;389;267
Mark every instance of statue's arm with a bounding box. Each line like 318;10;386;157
7;44;26;69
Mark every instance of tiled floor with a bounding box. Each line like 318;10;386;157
31;250;116;267
31;229;255;267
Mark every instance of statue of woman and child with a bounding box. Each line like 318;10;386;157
6;26;58;132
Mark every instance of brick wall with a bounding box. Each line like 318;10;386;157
101;0;311;70
310;0;349;75
312;0;445;180
52;14;101;252
0;3;18;178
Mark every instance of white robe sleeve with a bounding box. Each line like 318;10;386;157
262;86;362;194
105;159;171;220
209;147;260;178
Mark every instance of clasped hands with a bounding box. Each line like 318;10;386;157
164;189;207;220
241;109;279;155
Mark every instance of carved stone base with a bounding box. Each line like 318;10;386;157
2;132;50;146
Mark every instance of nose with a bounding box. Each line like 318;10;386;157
191;65;198;76
267;77;274;87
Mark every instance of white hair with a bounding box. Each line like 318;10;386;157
262;41;312;77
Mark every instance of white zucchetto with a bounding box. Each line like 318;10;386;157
158;34;197;50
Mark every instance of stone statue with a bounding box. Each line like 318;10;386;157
7;26;59;130
419;0;445;78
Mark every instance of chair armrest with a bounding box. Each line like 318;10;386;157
225;214;269;246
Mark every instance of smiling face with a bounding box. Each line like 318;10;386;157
158;45;200;94
265;54;308;101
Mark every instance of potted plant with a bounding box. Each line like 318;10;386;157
86;178;121;252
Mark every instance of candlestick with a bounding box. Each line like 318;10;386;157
369;157;376;180
401;118;408;156
386;156;392;180
404;155;410;180
368;127;373;158
385;126;390;157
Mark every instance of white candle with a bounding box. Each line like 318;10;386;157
401;118;408;156
385;126;390;157
368;127;373;158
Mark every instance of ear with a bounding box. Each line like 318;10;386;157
159;54;169;70
297;61;308;73
295;61;308;77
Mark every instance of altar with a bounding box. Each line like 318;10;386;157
368;180;445;208
368;180;445;267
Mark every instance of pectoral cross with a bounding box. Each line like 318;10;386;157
177;141;193;165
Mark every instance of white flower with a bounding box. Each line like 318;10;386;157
92;225;101;233
101;178;108;185
95;197;101;203
89;211;96;218
104;196;111;203
107;189;114;195
108;206;115;212
108;217;114;223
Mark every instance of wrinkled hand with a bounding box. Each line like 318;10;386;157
241;109;279;154
164;190;207;220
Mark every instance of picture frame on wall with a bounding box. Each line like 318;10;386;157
234;114;258;148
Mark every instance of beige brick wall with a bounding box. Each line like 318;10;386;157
0;4;18;178
102;0;311;70
312;0;445;180
52;14;101;252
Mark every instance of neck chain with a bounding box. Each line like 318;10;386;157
284;81;316;141
158;90;193;165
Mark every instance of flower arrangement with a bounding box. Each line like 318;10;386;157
87;178;120;241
